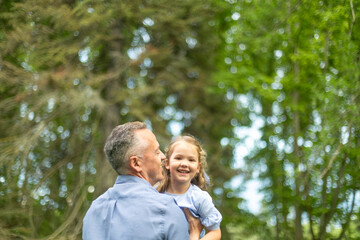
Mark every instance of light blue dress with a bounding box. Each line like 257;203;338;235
165;184;222;237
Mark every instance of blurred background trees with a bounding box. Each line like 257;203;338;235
0;0;359;239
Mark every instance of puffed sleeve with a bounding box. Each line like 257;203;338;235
197;191;222;230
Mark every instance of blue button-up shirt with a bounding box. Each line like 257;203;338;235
83;175;189;240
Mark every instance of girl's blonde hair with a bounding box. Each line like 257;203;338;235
157;134;208;193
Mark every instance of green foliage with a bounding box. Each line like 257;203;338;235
220;0;360;239
1;0;359;239
0;0;244;239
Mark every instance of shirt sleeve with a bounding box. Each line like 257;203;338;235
83;199;115;240
197;191;222;230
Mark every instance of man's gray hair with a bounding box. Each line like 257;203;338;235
104;121;147;175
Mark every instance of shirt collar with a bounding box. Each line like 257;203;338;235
115;175;153;187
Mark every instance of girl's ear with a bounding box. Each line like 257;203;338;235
196;162;201;174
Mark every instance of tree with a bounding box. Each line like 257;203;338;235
0;0;244;239
220;0;360;239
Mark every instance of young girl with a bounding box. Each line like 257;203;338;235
157;135;222;240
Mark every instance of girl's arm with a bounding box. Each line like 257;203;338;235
197;191;222;240
201;228;221;240
183;208;204;240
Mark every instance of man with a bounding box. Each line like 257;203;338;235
83;121;202;239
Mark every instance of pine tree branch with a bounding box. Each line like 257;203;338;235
40;190;87;240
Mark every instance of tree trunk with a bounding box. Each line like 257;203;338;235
95;23;124;196
293;47;303;240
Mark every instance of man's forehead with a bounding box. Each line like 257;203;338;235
135;128;157;143
135;128;152;136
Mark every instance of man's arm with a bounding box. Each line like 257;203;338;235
183;208;203;240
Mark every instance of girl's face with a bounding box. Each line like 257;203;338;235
166;141;200;186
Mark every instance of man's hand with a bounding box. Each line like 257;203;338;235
183;208;203;240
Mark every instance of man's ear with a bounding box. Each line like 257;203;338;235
129;156;142;172
165;159;170;170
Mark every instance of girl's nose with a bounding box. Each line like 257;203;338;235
179;161;188;167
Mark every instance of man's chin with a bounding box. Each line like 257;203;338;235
151;175;164;187
158;174;165;182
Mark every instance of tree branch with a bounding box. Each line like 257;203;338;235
320;143;341;179
348;0;356;37
336;189;356;240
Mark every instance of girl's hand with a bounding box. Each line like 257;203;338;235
183;208;203;240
